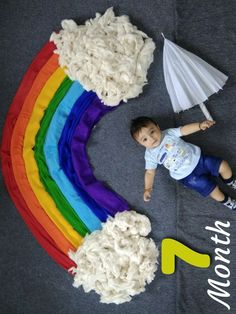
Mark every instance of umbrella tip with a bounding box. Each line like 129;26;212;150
161;33;165;39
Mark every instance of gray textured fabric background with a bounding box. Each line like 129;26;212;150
1;1;236;313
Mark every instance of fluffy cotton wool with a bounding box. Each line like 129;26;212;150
69;211;159;304
50;7;155;106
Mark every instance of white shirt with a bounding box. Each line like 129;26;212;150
145;127;201;179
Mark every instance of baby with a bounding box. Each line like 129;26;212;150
130;116;236;209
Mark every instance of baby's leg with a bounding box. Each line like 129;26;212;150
209;185;225;202
218;160;232;179
219;160;236;189
210;185;236;209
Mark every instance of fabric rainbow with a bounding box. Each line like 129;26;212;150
1;42;130;270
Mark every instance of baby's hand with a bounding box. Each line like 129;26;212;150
143;189;152;202
199;120;215;131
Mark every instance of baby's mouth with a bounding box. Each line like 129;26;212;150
152;140;158;147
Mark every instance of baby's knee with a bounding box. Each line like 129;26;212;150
220;160;229;170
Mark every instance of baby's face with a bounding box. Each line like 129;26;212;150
135;122;162;149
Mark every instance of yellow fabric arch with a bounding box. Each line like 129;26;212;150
23;67;83;247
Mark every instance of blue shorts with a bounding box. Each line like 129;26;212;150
179;154;222;197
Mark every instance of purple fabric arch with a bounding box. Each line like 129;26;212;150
71;96;130;215
58;91;108;221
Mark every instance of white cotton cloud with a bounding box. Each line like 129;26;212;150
50;7;155;106
68;211;159;304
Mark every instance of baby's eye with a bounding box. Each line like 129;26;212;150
150;130;154;134
143;138;147;142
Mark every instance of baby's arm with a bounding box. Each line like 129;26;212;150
180;120;215;136
144;169;156;202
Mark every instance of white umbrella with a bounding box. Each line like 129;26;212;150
162;34;228;120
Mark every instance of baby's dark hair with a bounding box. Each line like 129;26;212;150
130;116;157;140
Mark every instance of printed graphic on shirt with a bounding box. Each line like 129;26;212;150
157;135;190;172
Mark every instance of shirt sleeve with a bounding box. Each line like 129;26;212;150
145;150;158;170
165;127;182;138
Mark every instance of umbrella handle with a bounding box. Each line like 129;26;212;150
199;103;213;121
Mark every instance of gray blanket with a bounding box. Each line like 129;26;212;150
1;1;235;313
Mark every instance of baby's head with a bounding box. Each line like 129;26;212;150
130;116;162;149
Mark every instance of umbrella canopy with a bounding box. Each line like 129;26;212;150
162;34;228;119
